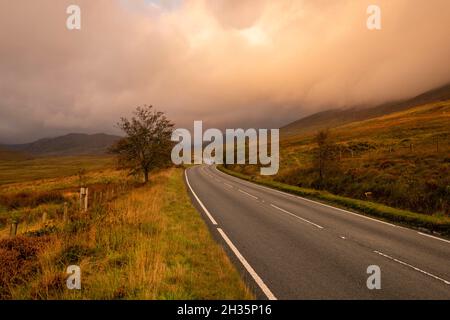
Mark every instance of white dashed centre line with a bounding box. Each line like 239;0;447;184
238;189;258;200
270;204;324;229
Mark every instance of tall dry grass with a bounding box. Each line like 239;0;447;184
0;168;253;300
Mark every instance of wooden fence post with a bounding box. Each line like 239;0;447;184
42;211;47;224
80;187;85;210
63;202;68;223
10;220;18;237
84;188;89;212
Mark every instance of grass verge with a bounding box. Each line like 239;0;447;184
218;166;450;237
0;168;253;299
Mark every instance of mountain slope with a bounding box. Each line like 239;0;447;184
229;98;450;216
282;83;450;136
3;133;121;156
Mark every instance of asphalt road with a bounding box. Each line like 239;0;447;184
185;165;450;300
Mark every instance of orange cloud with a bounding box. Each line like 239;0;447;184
0;0;449;142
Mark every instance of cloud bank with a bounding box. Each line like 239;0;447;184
0;0;449;143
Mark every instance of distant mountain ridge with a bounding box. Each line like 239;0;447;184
282;83;450;136
2;133;122;157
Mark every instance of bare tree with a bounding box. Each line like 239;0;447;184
109;105;174;183
314;130;336;182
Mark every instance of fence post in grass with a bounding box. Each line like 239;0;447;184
79;187;85;210
42;211;47;224
10;219;18;237
63;202;68;223
84;188;89;212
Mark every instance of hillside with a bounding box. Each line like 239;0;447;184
2;133;121;157
282;83;450;136
229;99;450;216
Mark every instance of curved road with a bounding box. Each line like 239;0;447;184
185;165;450;299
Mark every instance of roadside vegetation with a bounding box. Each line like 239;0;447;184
223;100;450;234
0;165;253;299
0;105;253;300
0;155;114;185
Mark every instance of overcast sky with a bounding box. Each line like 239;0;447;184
0;0;449;143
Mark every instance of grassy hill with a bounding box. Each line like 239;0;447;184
2;133;121;157
229;99;450;218
282;83;450;136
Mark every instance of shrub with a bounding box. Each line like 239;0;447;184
0;191;65;210
0;236;50;299
58;244;96;265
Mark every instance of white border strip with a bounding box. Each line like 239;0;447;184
218;228;277;300
418;232;450;244
213;166;397;227
185;167;277;300
185;169;218;225
374;250;450;285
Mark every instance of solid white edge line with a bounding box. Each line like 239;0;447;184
418;232;450;244
238;189;258;200
213;166;397;228
185;169;218;225
270;204;324;229
374;250;450;285
217;228;277;300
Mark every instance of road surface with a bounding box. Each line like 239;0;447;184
185;165;450;299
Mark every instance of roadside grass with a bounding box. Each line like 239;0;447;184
0;167;253;300
218;166;450;237
229;100;450;218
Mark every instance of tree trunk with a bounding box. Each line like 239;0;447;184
144;170;149;183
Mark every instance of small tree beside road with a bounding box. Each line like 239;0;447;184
314;129;338;184
109;105;174;183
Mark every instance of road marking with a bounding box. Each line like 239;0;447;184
189;167;276;300
224;183;233;189
238;189;258;200
214;166;397;228
374;250;450;285
340;236;346;240
185;169;218;225
217;228;277;300
418;232;450;244
270;204;324;229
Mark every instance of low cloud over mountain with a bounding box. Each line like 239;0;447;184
1;0;449;143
